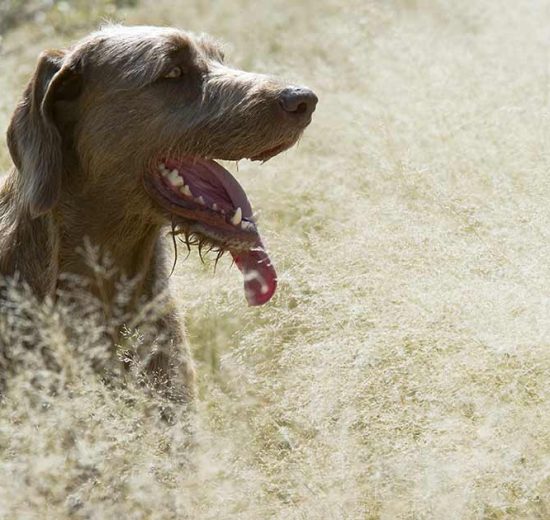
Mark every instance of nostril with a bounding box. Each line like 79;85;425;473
279;96;299;113
295;102;308;114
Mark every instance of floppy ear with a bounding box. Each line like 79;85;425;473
7;49;81;218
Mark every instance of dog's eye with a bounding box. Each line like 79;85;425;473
164;66;183;79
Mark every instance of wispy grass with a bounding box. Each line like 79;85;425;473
1;0;549;518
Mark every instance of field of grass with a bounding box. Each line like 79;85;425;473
1;0;550;518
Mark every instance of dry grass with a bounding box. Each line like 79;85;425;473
1;0;550;518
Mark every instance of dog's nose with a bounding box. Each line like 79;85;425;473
279;87;318;120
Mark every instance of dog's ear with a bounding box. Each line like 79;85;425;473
7;49;82;218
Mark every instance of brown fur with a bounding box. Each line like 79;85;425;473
0;25;315;400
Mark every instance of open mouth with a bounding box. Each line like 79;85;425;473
144;155;280;306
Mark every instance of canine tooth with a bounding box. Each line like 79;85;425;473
180;185;192;197
231;207;242;226
195;196;205;205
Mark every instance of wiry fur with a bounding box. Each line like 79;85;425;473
0;25;311;399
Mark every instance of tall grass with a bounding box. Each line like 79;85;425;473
0;0;549;518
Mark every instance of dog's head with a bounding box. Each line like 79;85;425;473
7;25;317;305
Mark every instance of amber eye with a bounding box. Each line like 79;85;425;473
164;66;182;79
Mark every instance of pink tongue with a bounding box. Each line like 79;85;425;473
168;157;278;305
209;158;277;305
231;242;277;306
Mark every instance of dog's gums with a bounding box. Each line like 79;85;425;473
144;156;277;305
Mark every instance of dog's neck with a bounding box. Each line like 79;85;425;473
55;183;164;296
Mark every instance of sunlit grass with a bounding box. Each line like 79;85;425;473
1;0;549;518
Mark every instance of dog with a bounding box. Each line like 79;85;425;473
0;25;317;400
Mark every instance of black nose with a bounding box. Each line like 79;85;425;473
279;86;318;120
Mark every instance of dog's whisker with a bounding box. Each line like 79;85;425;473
169;217;178;277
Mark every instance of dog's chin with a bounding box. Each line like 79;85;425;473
143;147;289;306
206;137;299;163
249;141;297;162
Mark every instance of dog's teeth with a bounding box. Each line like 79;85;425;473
195;195;205;205
231;207;242;226
180;185;192;197
168;170;184;187
212;203;219;211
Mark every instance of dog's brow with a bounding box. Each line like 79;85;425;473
113;41;179;87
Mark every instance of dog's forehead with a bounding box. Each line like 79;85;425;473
65;25;210;86
68;25;225;77
82;25;192;58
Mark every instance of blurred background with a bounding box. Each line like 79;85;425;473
0;0;135;34
1;1;550;519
